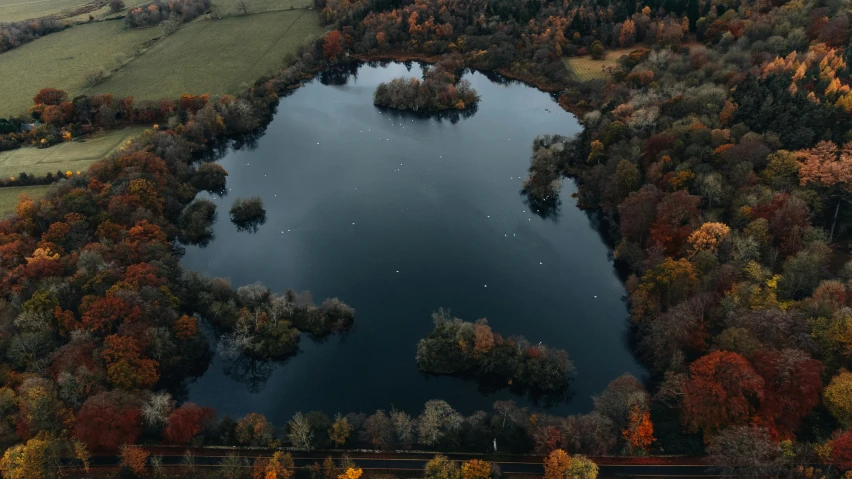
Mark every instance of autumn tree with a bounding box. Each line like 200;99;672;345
265;451;295;479
235;413;274;447
120;445;149;476
33;88;67;106
544;450;598;479
461;459;492;479
830;429;852;471
324;30;344;60
752;349;822;438
339;467;363;479
425;456;460;479
825;371;852;428
74;391;141;451
687;222;731;257
329;414;352;447
619;20;636;47
163;403;216;444
797;141;852;240
101;334;159;390
0;434;62;479
681;351;765;436
622;406;654;454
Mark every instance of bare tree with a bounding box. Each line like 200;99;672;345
237;0;249;14
288;412;315;451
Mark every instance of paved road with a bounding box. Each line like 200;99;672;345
81;448;715;478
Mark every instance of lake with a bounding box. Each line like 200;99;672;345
182;62;646;424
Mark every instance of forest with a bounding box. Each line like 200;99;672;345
1;0;852;475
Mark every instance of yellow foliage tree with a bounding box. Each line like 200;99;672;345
825;371;852;427
544;450;598;479
461;459;492;479
338;467;363;479
0;435;62;479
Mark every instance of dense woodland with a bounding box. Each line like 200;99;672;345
2;0;852;475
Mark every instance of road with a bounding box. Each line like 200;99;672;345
79;448;716;478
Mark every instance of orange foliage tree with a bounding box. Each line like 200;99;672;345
100;335;159;390
622;406;655;454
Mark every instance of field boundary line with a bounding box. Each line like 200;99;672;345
240;8;315;89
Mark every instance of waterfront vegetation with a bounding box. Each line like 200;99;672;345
373;54;480;112
416;309;575;392
1;0;852;474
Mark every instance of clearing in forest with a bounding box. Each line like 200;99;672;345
563;48;634;82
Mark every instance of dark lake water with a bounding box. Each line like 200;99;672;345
182;62;646;424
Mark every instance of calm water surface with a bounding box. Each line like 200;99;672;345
183;62;645;423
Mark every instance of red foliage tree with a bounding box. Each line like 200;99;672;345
163;403;216;444
33;88;68;106
752;349;823;438
831;430;852;471
81;294;141;333
74;391;142;451
649;190;701;255
682;351;765;435
324;30;344;60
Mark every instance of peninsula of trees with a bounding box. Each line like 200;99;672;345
416;310;575;391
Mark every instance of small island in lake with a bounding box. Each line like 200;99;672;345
373;54;479;112
416;309;575;391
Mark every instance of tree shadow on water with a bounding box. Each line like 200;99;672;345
232;215;267;233
222;353;290;393
521;190;561;220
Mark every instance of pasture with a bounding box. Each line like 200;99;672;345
87;9;323;101
210;0;310;16
0;126;146;178
0;20;160;116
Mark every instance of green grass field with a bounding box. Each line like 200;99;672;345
0;126;146;178
211;0;310;16
87;9;323;101
0;185;53;216
563;48;633;82
0;20;160;116
0;0;94;22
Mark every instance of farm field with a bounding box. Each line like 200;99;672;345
0;185;52;216
0;0;95;22
210;0;310;16
0;20;160;116
562;48;633;81
0;126;147;178
87;9;323;101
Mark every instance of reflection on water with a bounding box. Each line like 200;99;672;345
182;62;646;424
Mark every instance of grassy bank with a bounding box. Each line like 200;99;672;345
0;126;147;178
86;9;323;101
